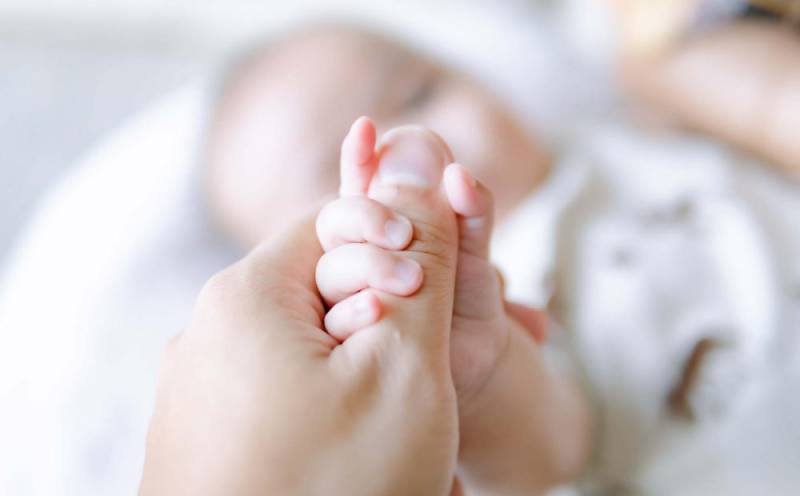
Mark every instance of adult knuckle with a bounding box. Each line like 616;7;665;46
200;269;235;302
199;264;250;309
412;218;452;249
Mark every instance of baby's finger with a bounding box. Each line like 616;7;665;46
316;196;413;252
443;163;494;260
316;243;423;306
324;290;382;342
340;116;378;196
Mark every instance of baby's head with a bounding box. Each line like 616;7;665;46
205;24;549;247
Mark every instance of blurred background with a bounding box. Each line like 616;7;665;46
0;0;770;262
2;0;418;263
0;0;298;263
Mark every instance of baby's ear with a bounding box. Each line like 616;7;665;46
340;116;378;197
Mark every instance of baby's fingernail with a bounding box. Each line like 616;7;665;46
353;291;377;317
393;258;423;286
384;216;412;247
378;130;447;187
455;162;477;188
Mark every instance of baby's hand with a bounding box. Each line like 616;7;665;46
317;117;546;404
317;117;584;493
442;161;548;404
316;193;420;338
314;117;422;339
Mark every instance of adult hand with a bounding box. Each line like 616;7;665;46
139;208;459;495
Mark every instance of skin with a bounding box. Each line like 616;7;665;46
140;125;464;496
624;21;800;180
202;25;586;493
205;25;549;249
317;119;590;494
180;16;797;495
613;0;698;57
143;120;589;495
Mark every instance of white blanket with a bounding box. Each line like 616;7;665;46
0;83;239;494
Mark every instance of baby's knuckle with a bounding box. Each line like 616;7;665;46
365;202;390;224
317;250;337;275
363;244;388;268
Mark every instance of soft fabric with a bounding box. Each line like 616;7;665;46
494;124;800;494
0;83;238;494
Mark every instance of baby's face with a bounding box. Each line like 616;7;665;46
207;27;548;247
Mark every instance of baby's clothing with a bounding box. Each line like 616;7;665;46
493;123;800;494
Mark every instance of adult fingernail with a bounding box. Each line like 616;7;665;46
378;129;447;187
384;216;413;248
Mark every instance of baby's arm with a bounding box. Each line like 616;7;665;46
442;167;591;494
456;320;591;495
627;21;800;181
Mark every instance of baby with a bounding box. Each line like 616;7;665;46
203;25;589;492
204;23;548;248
